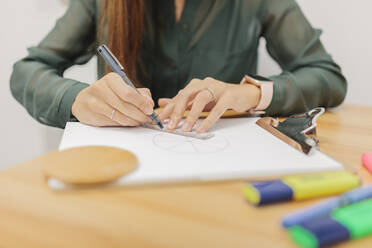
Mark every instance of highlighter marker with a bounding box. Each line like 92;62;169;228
282;185;372;228
289;198;372;248
362;153;372;174
243;171;360;206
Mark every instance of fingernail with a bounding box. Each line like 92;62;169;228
182;122;191;132
145;105;153;115
196;125;205;133
168;119;174;129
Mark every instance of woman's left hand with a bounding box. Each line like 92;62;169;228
158;77;261;133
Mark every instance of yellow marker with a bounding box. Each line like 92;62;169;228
283;171;361;200
243;171;361;206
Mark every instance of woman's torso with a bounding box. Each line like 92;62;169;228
96;0;266;103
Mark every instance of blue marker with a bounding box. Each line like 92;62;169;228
282;185;372;228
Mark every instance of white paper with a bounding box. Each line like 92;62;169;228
56;118;343;188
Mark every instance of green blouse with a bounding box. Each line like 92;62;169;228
10;0;347;128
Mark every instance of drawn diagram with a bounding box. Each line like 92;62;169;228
152;132;229;154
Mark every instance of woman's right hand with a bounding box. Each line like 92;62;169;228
72;72;154;127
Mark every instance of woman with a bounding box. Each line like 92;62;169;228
10;0;346;133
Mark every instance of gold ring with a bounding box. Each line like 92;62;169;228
204;87;216;102
110;109;116;120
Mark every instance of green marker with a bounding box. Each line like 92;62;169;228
289;198;372;247
333;198;372;239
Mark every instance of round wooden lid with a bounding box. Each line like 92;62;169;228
42;146;138;185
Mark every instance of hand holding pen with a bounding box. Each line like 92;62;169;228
71;45;161;128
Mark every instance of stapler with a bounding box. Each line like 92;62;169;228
256;108;325;154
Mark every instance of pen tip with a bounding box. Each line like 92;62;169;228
158;122;164;130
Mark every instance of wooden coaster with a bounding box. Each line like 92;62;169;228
42;146;138;185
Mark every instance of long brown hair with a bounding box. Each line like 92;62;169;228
99;0;144;84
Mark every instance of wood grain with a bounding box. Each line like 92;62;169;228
0;104;371;248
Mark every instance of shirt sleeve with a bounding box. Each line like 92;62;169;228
10;0;97;128
261;0;347;116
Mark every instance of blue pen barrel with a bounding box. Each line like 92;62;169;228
97;44;163;130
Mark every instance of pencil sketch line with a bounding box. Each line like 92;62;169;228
189;140;200;154
193;140;228;150
158;140;186;150
152;134;229;154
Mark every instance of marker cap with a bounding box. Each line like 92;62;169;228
290;217;350;247
243;181;293;205
332;198;372;239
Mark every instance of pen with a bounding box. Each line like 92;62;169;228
97;44;164;130
282;185;372;228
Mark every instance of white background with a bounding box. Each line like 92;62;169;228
0;0;371;169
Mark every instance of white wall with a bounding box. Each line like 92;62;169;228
0;0;96;169
259;0;372;106
0;0;371;169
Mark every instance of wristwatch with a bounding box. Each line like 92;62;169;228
240;74;274;114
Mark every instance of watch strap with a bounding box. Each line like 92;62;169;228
240;75;274;114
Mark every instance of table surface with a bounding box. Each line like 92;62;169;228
0;104;371;248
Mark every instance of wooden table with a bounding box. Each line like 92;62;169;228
0;105;371;248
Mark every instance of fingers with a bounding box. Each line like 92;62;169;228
110;110;141;127
105;73;154;115
138;88;155;106
167;78;207;129
158;101;175;122
159;98;194;111
196;99;227;133
168;90;191;129
138;88;151;97
73;72;157;128
91;98;141;127
182;90;212;132
98;83;152;124
85;114;119;127
158;98;172;108
159;78;225;130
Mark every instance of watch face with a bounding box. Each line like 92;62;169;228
249;74;270;82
